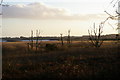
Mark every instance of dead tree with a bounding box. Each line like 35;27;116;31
67;30;71;46
30;30;34;50
36;29;40;52
88;23;104;48
26;30;33;52
60;34;64;46
104;0;120;46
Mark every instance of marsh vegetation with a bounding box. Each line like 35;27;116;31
2;41;120;79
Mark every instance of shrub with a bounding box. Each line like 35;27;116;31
45;44;58;51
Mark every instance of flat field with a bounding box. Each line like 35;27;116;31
2;41;120;79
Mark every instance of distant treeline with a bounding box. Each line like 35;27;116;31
1;34;120;42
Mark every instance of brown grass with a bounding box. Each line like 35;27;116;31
2;41;120;79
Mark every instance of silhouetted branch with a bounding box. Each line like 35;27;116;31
103;0;120;30
116;10;120;15
88;23;104;48
60;33;64;46
67;30;71;46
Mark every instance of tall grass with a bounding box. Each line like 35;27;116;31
2;41;120;79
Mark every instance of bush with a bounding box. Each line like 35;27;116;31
45;44;58;51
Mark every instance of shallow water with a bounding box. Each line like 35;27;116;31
1;39;57;42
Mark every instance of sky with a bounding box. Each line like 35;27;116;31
1;0;119;37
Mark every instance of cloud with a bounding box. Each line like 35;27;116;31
2;2;106;20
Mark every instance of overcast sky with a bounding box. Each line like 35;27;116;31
2;0;118;37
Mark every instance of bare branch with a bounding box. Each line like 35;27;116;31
110;0;115;4
88;23;104;48
103;1;120;30
104;11;113;16
116;10;120;15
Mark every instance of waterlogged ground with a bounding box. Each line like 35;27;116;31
2;41;120;79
